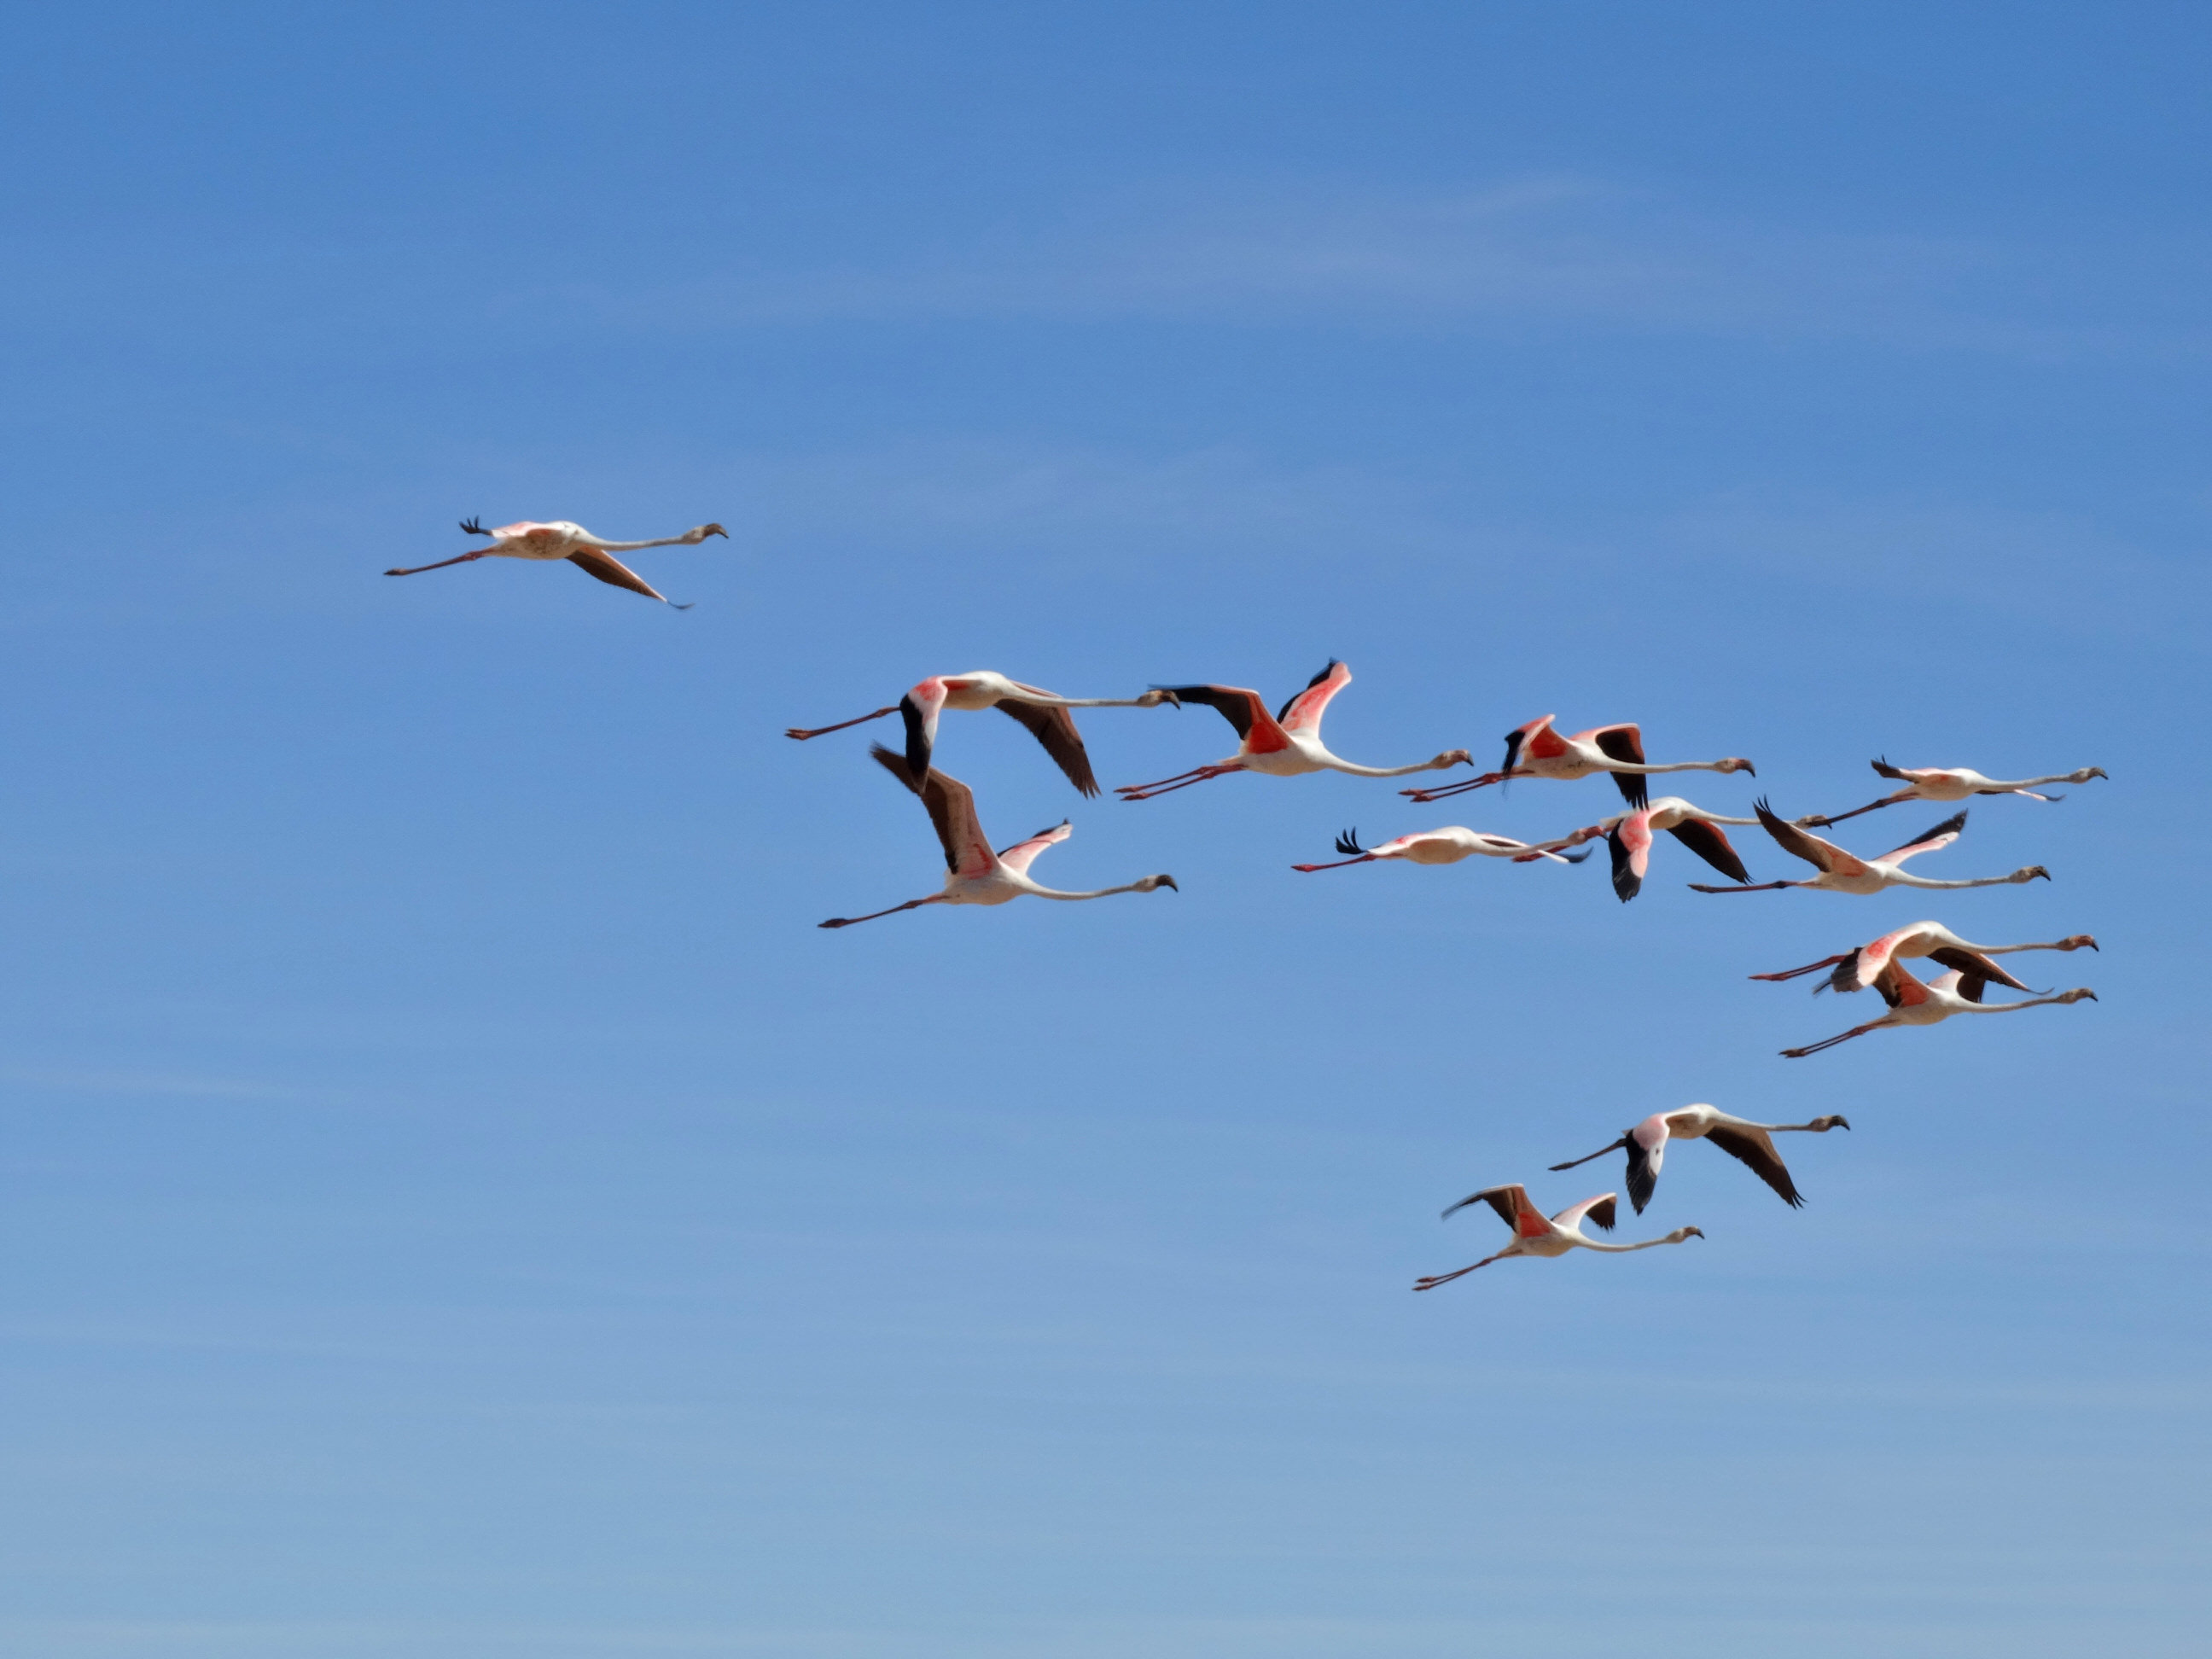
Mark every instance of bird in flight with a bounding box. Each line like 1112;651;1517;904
1691;801;2048;896
1290;824;1592;872
787;671;1176;798
1780;959;2096;1057
819;746;1177;929
1549;1103;1850;1212
1400;715;1753;807
1750;920;2098;995
1413;1183;1703;1290
1803;758;2108;827
385;518;727;606
1550;795;1761;902
1115;661;1470;800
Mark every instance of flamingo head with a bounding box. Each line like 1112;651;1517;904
1671;1226;1706;1242
1435;748;1474;769
1718;757;1756;776
2060;934;2098;952
2017;865;2052;882
687;523;729;542
1138;874;1179;893
2075;767;2109;782
1811;1115;1851;1132
2058;987;2098;1004
1138;689;1181;708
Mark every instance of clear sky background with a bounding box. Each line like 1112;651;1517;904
2;5;2206;1656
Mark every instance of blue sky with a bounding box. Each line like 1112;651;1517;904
1;4;2206;1655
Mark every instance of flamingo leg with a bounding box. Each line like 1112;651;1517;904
1413;1254;1504;1291
1749;953;1852;982
384;550;488;577
1399;770;1515;804
785;707;899;741
1116;764;1243;800
818;896;943;929
1801;791;1913;827
1780;1021;1889;1058
1290;854;1379;872
1689;880;1800;894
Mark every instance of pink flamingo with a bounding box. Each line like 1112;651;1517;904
1780;959;2096;1057
1289;824;1591;872
819;746;1176;929
1400;714;1753;808
1805;758;2108;827
1114;661;1470;801
1551;795;1761;902
385;517;726;606
1691;801;2047;896
1413;1184;1702;1291
1751;920;2098;995
1549;1103;1851;1212
787;671;1175;798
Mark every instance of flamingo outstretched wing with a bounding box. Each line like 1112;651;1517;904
1755;799;1866;877
1551;1193;1619;1233
1445;1183;1542;1232
998;689;1100;796
1276;660;1351;735
1877;810;1968;865
1667;818;1750;882
870;745;995;879
568;550;668;602
1584;725;1650;807
1703;1124;1804;1208
1155;684;1289;754
996;820;1072;875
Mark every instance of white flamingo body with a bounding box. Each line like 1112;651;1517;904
1402;714;1752;807
1115;661;1469;800
1290;824;1592;872
788;669;1173;798
1557;795;1760;900
1781;959;2096;1057
1550;1103;1851;1211
1413;1184;1701;1290
819;745;1176;928
1691;801;2049;897
1807;759;2107;826
384;517;727;605
1752;921;2098;995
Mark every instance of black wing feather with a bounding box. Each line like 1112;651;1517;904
1704;1125;1805;1208
1666;818;1750;882
995;700;1100;796
1276;659;1341;722
1155;684;1259;740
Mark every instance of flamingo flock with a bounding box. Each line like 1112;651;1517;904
387;529;2109;1295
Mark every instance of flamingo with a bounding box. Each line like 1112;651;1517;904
1400;715;1753;808
1780;959;2096;1057
384;517;727;606
1112;661;1469;801
786;672;1175;799
1289;825;1592;872
1751;921;2099;995
1412;1184;1702;1291
1805;759;2109;827
1548;1104;1851;1212
818;745;1176;928
1690;801;2048;896
1551;796;1761;902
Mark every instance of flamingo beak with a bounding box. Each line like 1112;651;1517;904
1684;1226;1706;1240
1155;875;1179;892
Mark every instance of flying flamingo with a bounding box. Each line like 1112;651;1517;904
1551;795;1761;902
1113;661;1470;801
384;517;727;605
1804;758;2109;827
786;672;1175;799
1780;959;2096;1057
1751;921;2098;995
1548;1103;1851;1212
818;745;1176;928
1412;1184;1703;1291
1289;825;1592;872
1690;801;2048;896
1400;715;1753;808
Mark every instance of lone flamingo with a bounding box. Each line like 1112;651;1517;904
819;746;1176;928
1805;759;2108;827
1290;825;1592;872
1413;1184;1702;1291
385;517;727;605
1549;1104;1850;1212
1552;796;1761;902
1400;715;1753;808
787;672;1175;798
1114;661;1470;800
1752;921;2098;995
1780;959;2096;1057
1691;801;2048;896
